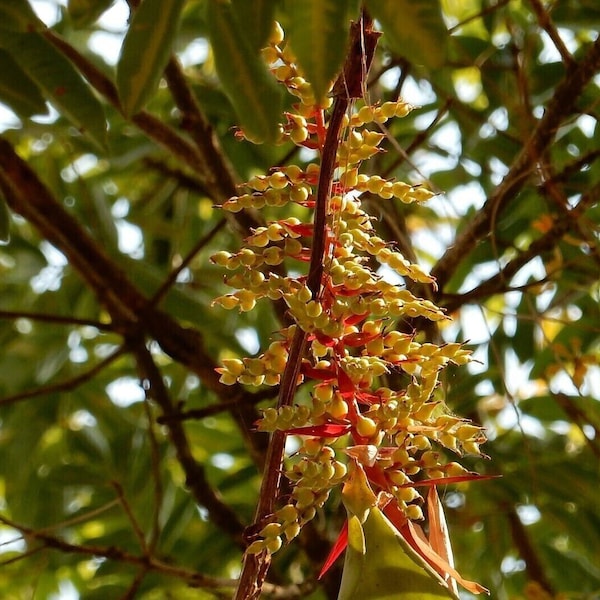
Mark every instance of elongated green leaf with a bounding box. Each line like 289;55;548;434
0;31;107;149
0;0;43;32
365;0;447;68
0;196;10;245
67;0;115;28
0;48;47;119
116;0;185;117
207;0;282;143
338;507;455;600
231;0;278;52
284;0;360;104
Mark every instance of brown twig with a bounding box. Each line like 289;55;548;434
130;336;246;543
447;0;511;34
381;98;453;179
0;513;235;590
528;0;575;67
552;393;600;459
112;480;149;554
141;394;164;552
432;35;600;292
164;57;238;202
0;310;112;331
0;346;125;408
505;505;555;595
443;182;599;312
148;216;227;308
0;509;313;598
0;136;266;466
120;569;148;600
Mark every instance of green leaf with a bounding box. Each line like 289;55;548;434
231;0;278;52
0;0;43;32
0;31;107;149
207;0;282;143
365;0;447;68
283;0;359;104
67;0;115;28
512;290;536;363
0;195;10;244
0;48;47;119
116;0;186;117
338;507;456;600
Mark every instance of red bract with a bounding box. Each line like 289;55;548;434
355;390;382;405
383;500;489;595
301;364;336;380
318;519;348;580
287;423;351;437
283;222;314;237
340;331;380;347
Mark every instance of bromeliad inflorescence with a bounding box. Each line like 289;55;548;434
212;20;488;595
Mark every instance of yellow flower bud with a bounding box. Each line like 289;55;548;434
269;171;288;189
357;105;375;124
245;540;266;554
405;504;424;520
276;504;299;523
265;536;282;553
284;522;301;541
290;126;309;144
259;522;282;538
355;416;377;438
269;21;285;46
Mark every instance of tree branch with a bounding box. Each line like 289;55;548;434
130;336;245;542
442;182;600;312
0;310;112;331
0;513;235;592
505;505;555;595
0;136;267;467
431;36;600;292
43;29;264;238
0;346;125;408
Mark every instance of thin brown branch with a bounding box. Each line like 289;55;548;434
382;98;453;179
164;57;238;202
120;569;148;600
111;481;149;554
443;182;599;312
528;0;575;67
0;136;266;466
432;36;600;292
505;505;555;595
143;157;209;194
148;217;227;308
130;337;246;544
0;346;125;408
447;0;511;34
0;310;111;331
0;511;307;599
0;513;235;591
550;149;600;185
141;396;164;552
552;393;600;459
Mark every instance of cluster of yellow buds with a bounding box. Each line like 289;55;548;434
211;22;487;557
